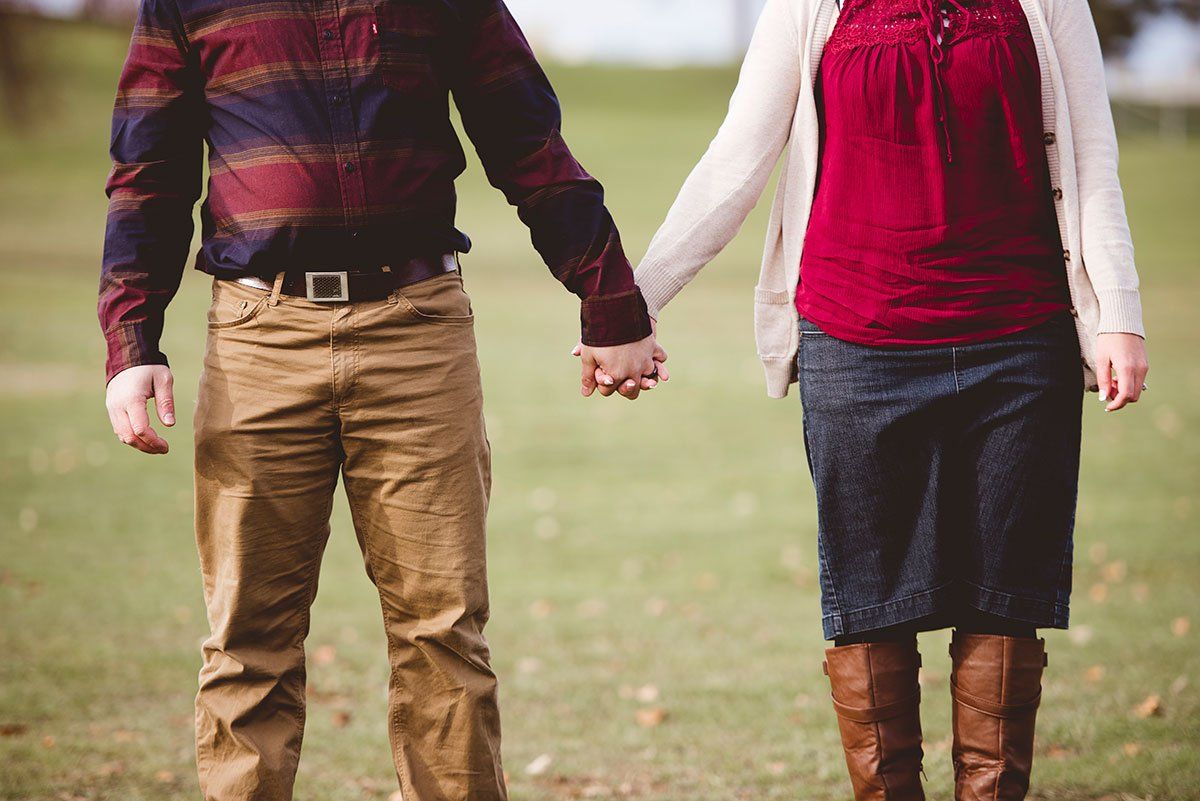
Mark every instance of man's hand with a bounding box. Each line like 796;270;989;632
1095;333;1149;413
574;320;668;401
106;364;175;454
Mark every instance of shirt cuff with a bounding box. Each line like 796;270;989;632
104;321;170;384
580;288;653;347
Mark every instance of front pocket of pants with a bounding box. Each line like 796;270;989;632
394;272;474;324
207;295;268;330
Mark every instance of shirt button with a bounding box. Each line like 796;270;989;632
322;29;335;41
344;162;357;173
1043;131;1057;145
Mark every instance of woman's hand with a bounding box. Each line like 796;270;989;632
572;319;669;400
1095;333;1149;412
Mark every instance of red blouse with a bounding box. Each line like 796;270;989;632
795;0;1071;346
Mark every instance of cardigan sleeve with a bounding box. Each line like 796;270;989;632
1049;0;1144;337
634;0;803;319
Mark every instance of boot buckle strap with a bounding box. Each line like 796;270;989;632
950;679;1042;718
831;690;921;724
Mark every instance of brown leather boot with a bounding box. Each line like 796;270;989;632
949;632;1047;800
824;639;925;801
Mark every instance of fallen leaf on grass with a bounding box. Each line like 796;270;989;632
0;723;28;737
1084;665;1105;683
42;735;55;749
525;753;553;776
1101;560;1127;583
331;710;352;728
1171;617;1190;637
765;761;787;776
313;645;337;666
1068;625;1094;646
635;684;660;704
635;707;668;728
155;770;177;783
1045;744;1074;760
1122;742;1143;757
1133;695;1162;719
1089;583;1109;603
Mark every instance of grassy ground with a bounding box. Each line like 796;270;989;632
1;16;1198;801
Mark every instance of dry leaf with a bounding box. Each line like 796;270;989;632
1101;560;1128;583
1133;695;1162;719
96;761;125;777
331;711;352;728
525;753;553;776
112;730;138;743
1068;625;1095;646
644;597;668;617
313;645;337;666
155;770;176;783
534;516;560;541
918;669;944;688
635;684;660;703
581;784;610;798
695;573;719;591
0;723;28;737
1084;665;1106;683
41;735;56;749
1089;583;1109;603
1171;617;1190;637
517;657;542;675
1122;742;1142;757
1046;744;1073;760
635;707;668;728
765;761;787;776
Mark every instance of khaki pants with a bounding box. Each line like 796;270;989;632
192;271;505;801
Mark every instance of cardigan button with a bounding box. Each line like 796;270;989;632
1063;249;1071;261
1070;307;1079;317
1051;187;1063;200
1043;131;1057;145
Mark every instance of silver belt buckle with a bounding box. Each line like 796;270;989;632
305;271;350;302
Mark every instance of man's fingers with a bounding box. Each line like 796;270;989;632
111;405;157;454
580;354;598;397
153;370;176;426
125;401;169;453
654;359;670;382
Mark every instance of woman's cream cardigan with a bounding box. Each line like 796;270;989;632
634;0;1144;397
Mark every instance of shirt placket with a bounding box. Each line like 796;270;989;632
315;0;369;237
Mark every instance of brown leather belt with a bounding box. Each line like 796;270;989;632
235;253;458;303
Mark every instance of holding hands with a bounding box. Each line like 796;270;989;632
574;320;669;400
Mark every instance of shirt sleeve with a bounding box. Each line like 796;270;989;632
448;0;652;347
99;0;205;383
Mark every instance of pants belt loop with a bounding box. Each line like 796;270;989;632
268;271;286;306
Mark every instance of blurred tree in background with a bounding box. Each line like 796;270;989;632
1;0;1196;131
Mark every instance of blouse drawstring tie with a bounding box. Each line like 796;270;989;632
918;0;971;163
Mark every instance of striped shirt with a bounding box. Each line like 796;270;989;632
99;0;651;382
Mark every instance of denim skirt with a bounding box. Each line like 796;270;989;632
797;314;1084;640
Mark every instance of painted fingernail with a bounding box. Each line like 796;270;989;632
602;377;614;386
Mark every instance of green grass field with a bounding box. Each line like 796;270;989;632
1;16;1198;801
